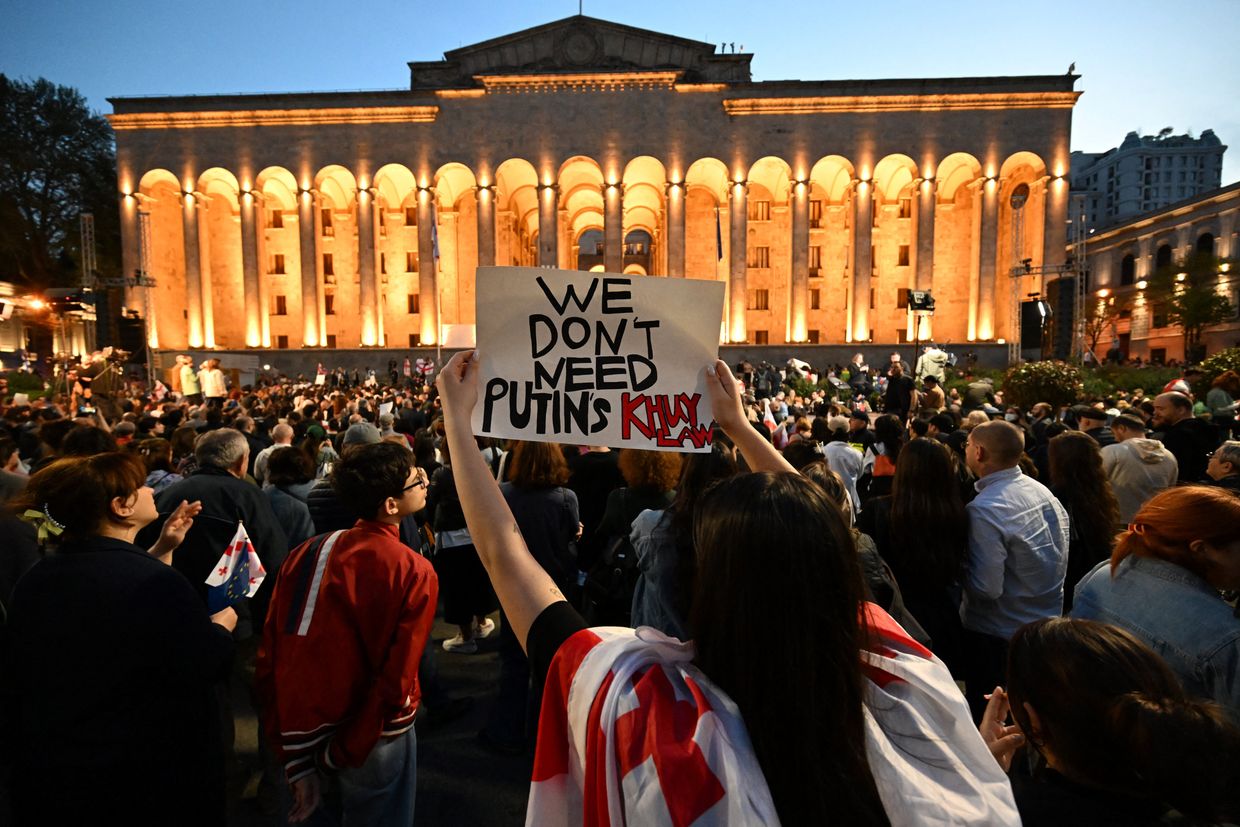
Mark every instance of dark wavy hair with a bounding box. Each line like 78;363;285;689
1049;430;1120;565
670;435;740;623
872;413;904;461
330;442;413;520
1008;617;1240;822
690;472;887;825
888;437;968;590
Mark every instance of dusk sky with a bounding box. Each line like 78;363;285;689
5;0;1239;183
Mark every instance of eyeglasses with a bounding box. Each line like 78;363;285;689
402;475;428;492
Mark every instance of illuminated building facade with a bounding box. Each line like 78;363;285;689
110;15;1079;353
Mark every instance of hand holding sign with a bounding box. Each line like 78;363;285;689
473;266;724;452
705;360;747;434
437;350;481;421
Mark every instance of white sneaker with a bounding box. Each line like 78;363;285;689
442;634;478;654
475;618;496;639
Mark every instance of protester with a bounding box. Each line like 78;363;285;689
256;442;437;825
988;617;1240;825
199;358;228;408
857;437;968;672
883;361;916;422
178;354;203;404
1207;440;1240;492
426;433;497;654
1206;370;1240;439
0;437;27;502
482;440;581;753
435;351;1018;825
252;422;294;486
1152;391;1217;482
1099;413;1178;523
135;436;183;494
961;420;1070;719
1072;485;1240;719
1047;431;1121;611
5;453;233;824
1072;406;1116;447
564;445;624;573
261;446;316;549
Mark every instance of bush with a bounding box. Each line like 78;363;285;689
1194;347;1240;398
1;370;47;394
1002;361;1083;409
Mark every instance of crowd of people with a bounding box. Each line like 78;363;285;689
0;347;1238;826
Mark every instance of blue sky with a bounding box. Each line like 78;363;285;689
4;0;1239;183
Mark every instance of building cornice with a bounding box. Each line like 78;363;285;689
108;105;439;130
474;71;683;93
722;91;1081;116
1084;182;1240;246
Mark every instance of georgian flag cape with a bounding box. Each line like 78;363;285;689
529;604;1019;827
204;521;267;613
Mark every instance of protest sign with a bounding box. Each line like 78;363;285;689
473;266;724;452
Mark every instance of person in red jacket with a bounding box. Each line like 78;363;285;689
256;441;437;824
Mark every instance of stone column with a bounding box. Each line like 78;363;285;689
603;183;623;273
977;177;1001;340
665;181;686;278
728;181;748;342
194;196;215;349
557;207;571;270
537;183;558;267
476;185;496;267
239;190;262;347
1042;175;1068;271
254;195;270;347
181;192;206;348
416;187;439;345
913;177;937;340
790;179;809;341
297;188;320;346
356;187;379;346
851;179;873;342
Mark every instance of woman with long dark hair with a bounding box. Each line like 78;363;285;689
858;413;905;505
857;437;968;671
983;617;1240;825
1047;431;1121;610
436;352;1017;825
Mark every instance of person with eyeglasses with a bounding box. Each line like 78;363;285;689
256;441;438;824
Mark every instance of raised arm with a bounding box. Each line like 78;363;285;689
705;360;796;475
436;351;567;652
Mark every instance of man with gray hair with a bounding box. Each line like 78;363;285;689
253;423;294;487
140;428;288;631
960;419;1069;719
1206;439;1240;494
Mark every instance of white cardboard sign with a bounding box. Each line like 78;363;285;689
473;266;724;452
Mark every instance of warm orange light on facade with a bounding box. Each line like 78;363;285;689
722;91;1080;116
108;106;439;130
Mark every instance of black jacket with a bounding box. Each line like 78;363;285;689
137;465;288;634
1157;417;1217;483
4;535;233;825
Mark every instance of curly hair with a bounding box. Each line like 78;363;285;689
617;449;681;493
1049;431;1120;564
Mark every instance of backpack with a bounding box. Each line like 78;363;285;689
580;532;640;627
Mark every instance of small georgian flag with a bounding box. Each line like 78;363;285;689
204;522;267;613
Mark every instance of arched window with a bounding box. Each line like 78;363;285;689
623;229;654;274
1155;243;1173;271
1120;254;1136;286
575;229;604;271
1196;232;1215;255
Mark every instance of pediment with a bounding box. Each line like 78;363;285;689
409;16;750;90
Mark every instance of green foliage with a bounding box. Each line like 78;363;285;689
1193;347;1240;398
0;75;119;289
1002;361;1083;408
1144;251;1235;360
1081;364;1180;399
1;369;48;397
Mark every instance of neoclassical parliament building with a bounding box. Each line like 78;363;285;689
110;15;1079;356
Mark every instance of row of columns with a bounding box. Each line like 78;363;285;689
120;170;1066;349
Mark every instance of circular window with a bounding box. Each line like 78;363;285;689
1009;183;1030;210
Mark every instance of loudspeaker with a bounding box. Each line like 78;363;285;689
117;316;146;356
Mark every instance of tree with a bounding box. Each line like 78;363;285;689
1082;294;1121;362
0;75;119;290
1144;250;1235;363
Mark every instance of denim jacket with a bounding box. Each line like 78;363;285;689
1072;556;1240;721
629;509;689;641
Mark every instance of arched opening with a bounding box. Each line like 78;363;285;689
1120;253;1136;286
1155;243;1174;271
196;168;243;348
684;158;730;281
138;169;187;348
935;153;983;342
313;165;359;348
433;162;479;331
495;159;538;267
559;156;605;270
373;163;419;346
623;229;653;274
1196;232;1215;255
576;228;605;270
622;156;666;274
255;166;299;350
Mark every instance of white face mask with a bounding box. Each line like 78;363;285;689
1005;413;1020;422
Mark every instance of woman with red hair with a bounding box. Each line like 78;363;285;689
1072;485;1240;719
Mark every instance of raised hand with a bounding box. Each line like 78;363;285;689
979;686;1024;772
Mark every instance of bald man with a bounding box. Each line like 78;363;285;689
1151;392;1217;482
253;422;294;487
960;419;1070;719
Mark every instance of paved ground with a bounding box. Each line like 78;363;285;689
229;610;531;827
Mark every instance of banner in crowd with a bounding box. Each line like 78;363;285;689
473;266;724;452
